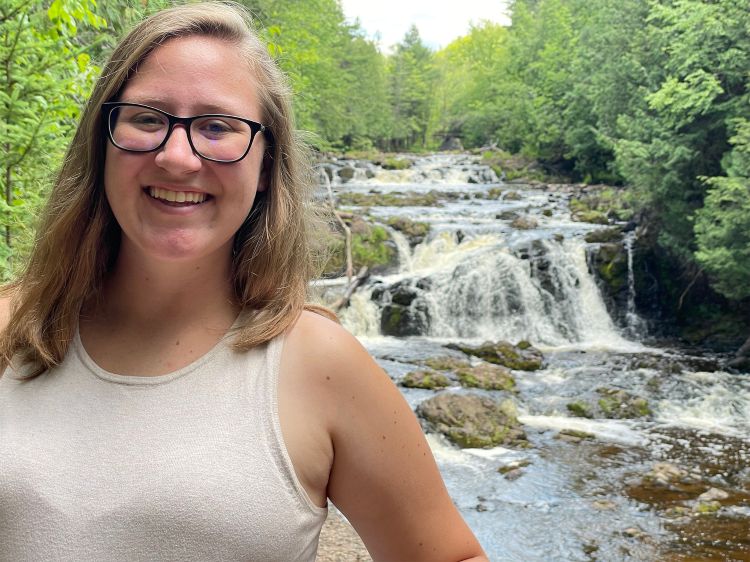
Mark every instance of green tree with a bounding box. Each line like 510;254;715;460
0;0;105;278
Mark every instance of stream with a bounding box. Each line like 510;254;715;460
317;153;750;561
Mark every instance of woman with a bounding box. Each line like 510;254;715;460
0;3;487;561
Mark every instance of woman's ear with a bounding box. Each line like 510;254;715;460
257;150;272;193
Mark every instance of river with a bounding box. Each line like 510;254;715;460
317;153;750;561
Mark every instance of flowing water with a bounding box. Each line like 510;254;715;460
317;154;750;561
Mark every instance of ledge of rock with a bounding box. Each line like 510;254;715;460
416;392;527;448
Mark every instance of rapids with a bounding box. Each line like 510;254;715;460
317;153;750;561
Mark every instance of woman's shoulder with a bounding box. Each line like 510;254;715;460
283;310;374;383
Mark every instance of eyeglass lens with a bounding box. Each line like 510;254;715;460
108;105;255;162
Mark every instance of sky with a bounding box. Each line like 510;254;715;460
339;0;511;52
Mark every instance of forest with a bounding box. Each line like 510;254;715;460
2;0;748;348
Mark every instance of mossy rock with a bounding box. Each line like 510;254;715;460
380;157;412;170
596;388;652;419
400;370;451;390
422;356;471;371
567;401;593;418
511;216;538;230
446;340;543;371
487;187;503;199
584;227;624;244
338;190;442;207
456;364;516;391
416;393;527;448
572;209;610;225
386;217;430;246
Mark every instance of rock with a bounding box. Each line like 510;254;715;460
592;499;617;510
504;191;522;201
495;211;520;221
622;527;648;539
643;462;688;487
338;166;356;181
596;387;652;419
416;393;527;448
566;401;593;418
584;227;623;244
422;356;471;371
502;468;524;481
400;370;451;390
386;217;430;246
497;459;531;474
446;341;544;371
475;503;488;512
556;429;595;443
380;303;429;336
439;137;464;151
511;216;538;230
693;500;721;514
697;487;729;502
456;363;516;391
487;187;503;200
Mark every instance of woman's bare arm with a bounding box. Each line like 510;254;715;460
287;313;488;562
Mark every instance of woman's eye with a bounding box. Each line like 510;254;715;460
199;120;234;135
128;112;166;128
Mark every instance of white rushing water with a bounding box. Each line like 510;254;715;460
326;153;750;561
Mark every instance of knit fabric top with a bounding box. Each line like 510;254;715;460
0;327;328;561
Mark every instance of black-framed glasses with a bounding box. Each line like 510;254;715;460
101;102;268;163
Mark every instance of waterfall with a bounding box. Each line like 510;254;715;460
623;231;648;338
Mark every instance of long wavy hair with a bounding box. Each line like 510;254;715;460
0;1;330;378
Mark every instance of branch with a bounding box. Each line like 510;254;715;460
677;267;703;311
331;267;369;312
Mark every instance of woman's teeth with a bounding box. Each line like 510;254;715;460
148;187;207;204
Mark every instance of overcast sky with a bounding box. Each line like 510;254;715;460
339;0;511;52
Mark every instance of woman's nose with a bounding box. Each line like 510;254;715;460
154;125;202;173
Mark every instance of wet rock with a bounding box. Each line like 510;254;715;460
338;166;356;182
596;387;652;419
584;227;623;244
644;462;689;487
487;187;503;200
592;499;617;510
511;216;538;230
502;468;525;481
475;503;488;512
497;458;531;475
503;191;522;201
400;370;451;390
566;401;593;418
495;211;519;221
697;487;729;502
456;363;516;391
622;527;648;540
416;393;527;448
446;341;544;371
374;280;432;336
386;217;430;246
422;356;471;371
693;500;721;514
556;429;595;443
542;209;553;217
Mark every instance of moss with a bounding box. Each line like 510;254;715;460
517;340;532;350
694;501;721;514
386;217;430;243
487;187;503;199
567;401;593;418
338;191;443;207
456;365;516;391
423;356;471;371
381;157;412;170
400;370;451;390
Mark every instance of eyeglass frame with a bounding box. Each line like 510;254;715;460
101;101;269;163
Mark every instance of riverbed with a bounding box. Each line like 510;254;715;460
318;153;750;561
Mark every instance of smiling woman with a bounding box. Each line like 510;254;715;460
0;2;487;561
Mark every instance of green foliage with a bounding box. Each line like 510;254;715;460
695;120;750;300
0;0;104;279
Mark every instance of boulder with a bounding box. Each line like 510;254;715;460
416;393;527;448
338;166;356;181
446;341;543;371
456;363;516;391
511;216;539;230
597;387;652;419
400;370;451;390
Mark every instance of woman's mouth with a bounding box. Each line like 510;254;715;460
146;186;210;206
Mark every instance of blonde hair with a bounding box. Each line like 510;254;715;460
1;1;331;378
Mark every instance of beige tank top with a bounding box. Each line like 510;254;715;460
0;328;327;561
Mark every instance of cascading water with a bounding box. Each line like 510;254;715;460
323;153;749;561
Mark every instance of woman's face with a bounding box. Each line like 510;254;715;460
103;35;267;265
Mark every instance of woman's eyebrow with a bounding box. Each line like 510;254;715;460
118;97;245;115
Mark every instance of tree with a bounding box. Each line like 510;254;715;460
0;0;104;279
